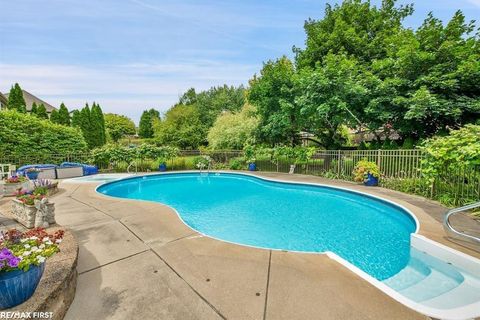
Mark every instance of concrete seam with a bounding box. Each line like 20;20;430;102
78;249;150;275
150;249;227;320
263;250;272;320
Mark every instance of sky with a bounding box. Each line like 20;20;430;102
1;0;479;124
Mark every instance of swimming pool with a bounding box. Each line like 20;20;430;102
97;172;417;280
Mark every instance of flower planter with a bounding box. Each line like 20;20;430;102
158;163;167;172
364;173;379;187
11;199;37;228
0;263;45;309
2;181;29;196
248;163;257;171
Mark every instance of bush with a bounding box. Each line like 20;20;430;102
0;110;87;159
229;157;245;170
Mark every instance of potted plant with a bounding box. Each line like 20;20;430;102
353;160;380;186
2;176;29;196
25;168;41;180
243;145;256;171
0;228;64;309
33;179;59;196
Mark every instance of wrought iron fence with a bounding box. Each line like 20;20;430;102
1;149;478;206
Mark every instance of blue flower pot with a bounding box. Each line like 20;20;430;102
158;163;167;172
364;173;379;186
248;163;256;171
25;171;39;180
0;263;45;309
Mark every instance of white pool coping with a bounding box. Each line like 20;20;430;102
62;173;134;183
94;170;480;320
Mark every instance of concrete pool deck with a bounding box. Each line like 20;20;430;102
10;172;480;320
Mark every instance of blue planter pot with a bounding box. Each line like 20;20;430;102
0;263;45;309
25;171;39;180
248;163;256;171
158;163;167;172
364;173;379;186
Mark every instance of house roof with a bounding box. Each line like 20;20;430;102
0;93;7;107
4;90;57;112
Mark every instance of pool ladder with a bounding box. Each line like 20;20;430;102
443;201;480;246
127;161;138;174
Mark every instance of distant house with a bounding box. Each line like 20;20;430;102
0;93;7;109
1;90;57;113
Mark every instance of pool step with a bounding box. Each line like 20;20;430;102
422;274;480;309
382;257;430;291
398;269;462;302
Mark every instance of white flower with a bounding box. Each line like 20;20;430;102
42;237;49;242
24;244;31;249
20;239;27;243
29;236;38;240
39;244;45;249
31;246;38;252
55;239;62;244
37;256;46;263
45;240;53;245
23;251;31;256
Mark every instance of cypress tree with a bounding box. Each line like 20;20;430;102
58;103;71;126
80;104;94;148
91;103;106;147
37;104;49;119
7;83;26;113
50;109;61;124
71;110;81;127
138;110;153;138
30;102;38;116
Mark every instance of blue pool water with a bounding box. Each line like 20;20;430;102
97;173;417;280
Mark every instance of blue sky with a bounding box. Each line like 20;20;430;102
1;0;479;123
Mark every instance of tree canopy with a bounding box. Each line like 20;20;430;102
104;113;136;142
7;83;26;113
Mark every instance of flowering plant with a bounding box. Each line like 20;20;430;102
16;194;46;206
0;228;64;272
195;155;212;170
4;176;27;184
33;179;57;189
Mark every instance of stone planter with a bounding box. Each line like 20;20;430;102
2;181;29;196
46;184;59;196
11;199;37;228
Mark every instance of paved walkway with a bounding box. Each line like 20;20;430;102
5;172;479;320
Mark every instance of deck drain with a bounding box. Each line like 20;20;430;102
153;270;158;273
256;293;261;296
206;278;210;282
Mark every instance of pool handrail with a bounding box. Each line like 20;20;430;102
443;201;480;246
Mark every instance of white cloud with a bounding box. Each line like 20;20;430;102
467;0;480;7
0;61;258;123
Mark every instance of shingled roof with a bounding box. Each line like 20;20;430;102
4;90;57;112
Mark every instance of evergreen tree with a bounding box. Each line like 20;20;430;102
91;102;106;146
36;104;49;119
79;104;94;148
7;83;26;113
71;110;82;127
58;103;71;126
138;110;153;138
30;102;38;116
50;109;61;124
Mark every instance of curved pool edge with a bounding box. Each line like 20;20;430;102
95;170;421;235
93;171;480;319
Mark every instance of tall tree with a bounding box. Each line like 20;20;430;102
30;102;38;116
248;56;299;145
7;83;27;113
138;110;153;138
36;104;49;119
104;113;136;142
71;110;82;127
50;109;61;124
91;103;106;146
57;103;71;126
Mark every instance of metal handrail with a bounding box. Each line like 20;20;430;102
127;161;137;174
443;201;480;245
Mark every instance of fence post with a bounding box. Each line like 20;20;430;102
377;149;382;174
337;150;341;177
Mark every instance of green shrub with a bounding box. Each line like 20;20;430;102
229;157;245;170
353;160;380;182
0;110;87;159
